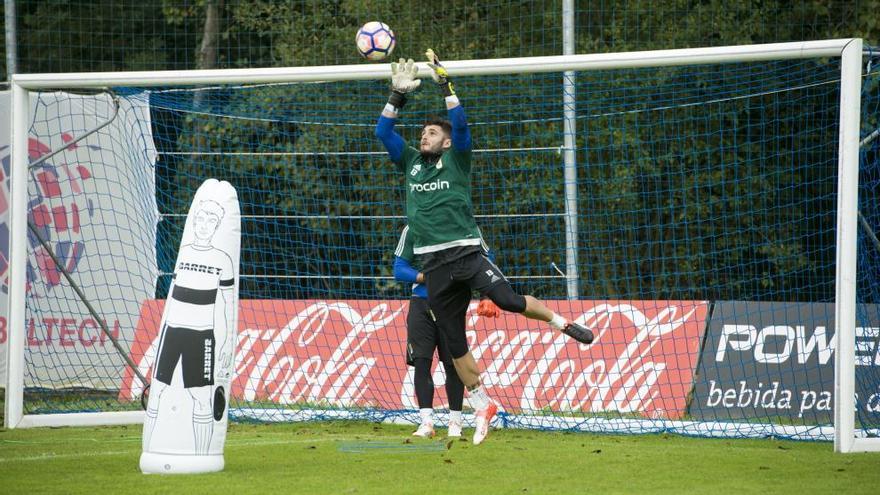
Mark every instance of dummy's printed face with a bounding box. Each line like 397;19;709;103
194;210;221;241
420;125;450;154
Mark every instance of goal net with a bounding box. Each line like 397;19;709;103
6;40;876;451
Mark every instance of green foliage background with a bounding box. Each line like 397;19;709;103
4;1;879;74
3;1;879;302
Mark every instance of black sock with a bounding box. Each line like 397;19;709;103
413;358;434;409
443;360;465;411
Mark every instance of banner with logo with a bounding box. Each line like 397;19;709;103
690;301;880;425
1;89;11;384
0;90;159;389
122;299;708;419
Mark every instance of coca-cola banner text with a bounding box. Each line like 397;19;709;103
122;299;708;419
690;301;880;424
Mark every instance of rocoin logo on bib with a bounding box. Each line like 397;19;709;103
410;179;450;192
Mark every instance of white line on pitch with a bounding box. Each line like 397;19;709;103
0;435;405;463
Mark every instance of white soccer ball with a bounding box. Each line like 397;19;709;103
355;21;396;61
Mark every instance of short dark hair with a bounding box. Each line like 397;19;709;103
422;118;452;137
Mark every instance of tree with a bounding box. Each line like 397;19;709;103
12;0;875;301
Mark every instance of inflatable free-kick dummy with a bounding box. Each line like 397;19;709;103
141;179;240;474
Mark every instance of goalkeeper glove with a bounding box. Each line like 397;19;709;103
388;58;421;110
476;298;501;318
425;48;455;97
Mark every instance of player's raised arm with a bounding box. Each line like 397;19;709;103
375;58;421;163
426;49;471;151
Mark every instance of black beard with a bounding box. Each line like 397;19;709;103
420;150;442;162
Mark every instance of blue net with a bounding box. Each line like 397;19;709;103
19;54;880;440
856;64;880;435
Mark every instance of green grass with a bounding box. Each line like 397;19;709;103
1;422;878;494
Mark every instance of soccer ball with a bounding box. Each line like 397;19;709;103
355;22;396;61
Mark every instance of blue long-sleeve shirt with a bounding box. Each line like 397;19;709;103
447;104;472;151
375;113;405;162
393;256;428;299
375;104;472;162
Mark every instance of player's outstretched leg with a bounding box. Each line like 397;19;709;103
559;319;594;344
522;295;594;344
473;401;498;446
484;283;594;344
452;351;498;445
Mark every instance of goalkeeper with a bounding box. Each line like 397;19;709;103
375;50;594;445
394;225;499;439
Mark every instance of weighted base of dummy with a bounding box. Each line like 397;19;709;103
140;451;224;474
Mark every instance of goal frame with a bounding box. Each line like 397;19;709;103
5;39;870;452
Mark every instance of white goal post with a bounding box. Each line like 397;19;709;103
5;39;871;452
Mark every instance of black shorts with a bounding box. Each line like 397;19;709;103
154;325;215;388
406;297;453;366
426;251;512;359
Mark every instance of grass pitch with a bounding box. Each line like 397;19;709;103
1;421;878;494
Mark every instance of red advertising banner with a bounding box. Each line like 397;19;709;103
121;299;708;419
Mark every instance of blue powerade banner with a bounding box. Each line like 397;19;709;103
690;301;880;425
